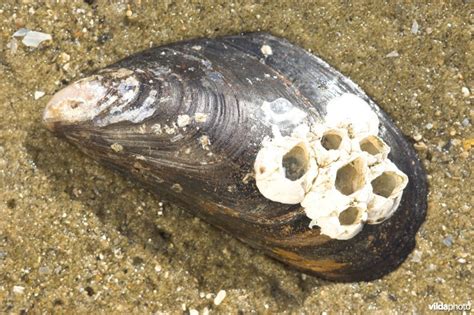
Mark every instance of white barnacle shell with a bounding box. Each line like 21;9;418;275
301;154;372;240
254;134;318;204
325;93;380;138
366;160;408;224
311;127;352;167
354;133;390;165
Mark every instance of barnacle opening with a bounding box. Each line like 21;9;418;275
282;143;309;181
321;131;342;150
335;157;366;195
360;136;385;156
338;207;363;225
371;171;405;198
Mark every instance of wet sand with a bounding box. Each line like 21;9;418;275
0;1;472;313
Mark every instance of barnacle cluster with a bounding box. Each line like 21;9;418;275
255;94;408;240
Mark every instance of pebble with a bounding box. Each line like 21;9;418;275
457;258;466;264
189;309;199;315
59;52;71;63
461;118;470;127
39;266;50;274
461;87;470;97
34;91;45;100
411;20;419;34
13;285;25;294
427;263;437;271
425;123;433;130
451;139;461;146
386;50;400;58
414;141;427;152
411;250;422;263
413;133;423;142
7;38;18;53
442;235;453;247
214;289;226;306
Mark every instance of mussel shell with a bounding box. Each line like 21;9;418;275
44;33;427;281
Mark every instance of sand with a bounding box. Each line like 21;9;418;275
0;1;472;313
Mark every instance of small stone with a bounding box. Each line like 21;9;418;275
463;139;474;151
427;263;437;271
189;309;199;315
442;235;453;247
461;118;470;127
414;142;427;152
411;20;419;34
411;250;422;263
110;143;123;152
154;265;162;272
7;38;18;53
191;45;202;51
34;90;45;100
451;139;461;146
461;87;470;97
202;307;209;315
13;286;25;294
425;123;433;130
457;258;466;264
426;27;433;34
261;44;273;57
59;52;71;63
39;266;50;274
413;133;422;142
386;50;400;58
214;290;226;306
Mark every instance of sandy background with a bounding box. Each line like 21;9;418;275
0;1;472;313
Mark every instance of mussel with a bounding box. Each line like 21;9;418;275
43;33;427;281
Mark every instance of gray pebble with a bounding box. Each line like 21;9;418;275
39;266;50;274
442;235;453;247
